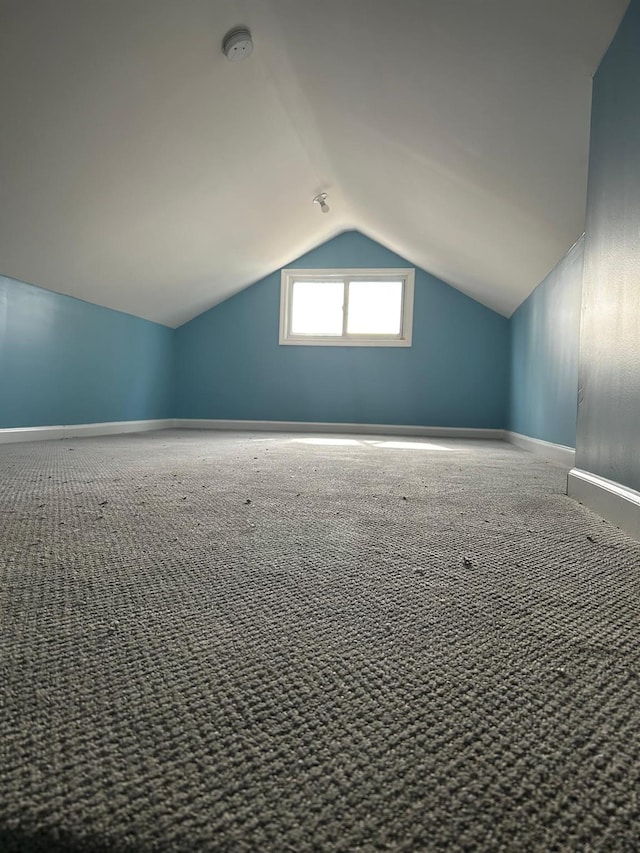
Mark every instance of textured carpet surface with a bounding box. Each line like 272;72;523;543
1;430;639;852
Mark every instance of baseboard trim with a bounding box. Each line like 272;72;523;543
505;431;575;467
567;468;640;541
174;419;505;440
0;419;174;444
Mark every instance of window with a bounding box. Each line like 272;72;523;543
279;268;415;346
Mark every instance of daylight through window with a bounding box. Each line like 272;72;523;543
279;268;414;346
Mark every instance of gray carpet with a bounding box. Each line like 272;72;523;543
1;429;640;852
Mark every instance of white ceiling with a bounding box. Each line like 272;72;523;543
0;0;628;327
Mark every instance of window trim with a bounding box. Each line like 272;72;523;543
279;268;415;347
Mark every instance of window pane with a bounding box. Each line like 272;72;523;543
347;281;403;335
291;280;344;335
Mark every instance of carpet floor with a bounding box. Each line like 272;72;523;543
1;430;639;852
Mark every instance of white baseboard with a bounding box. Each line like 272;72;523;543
0;419;174;444
64;419;175;438
505;431;575;467
0;425;67;444
0;417;509;444
567;468;640;541
174;419;505;440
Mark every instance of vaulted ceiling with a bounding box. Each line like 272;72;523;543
0;0;628;327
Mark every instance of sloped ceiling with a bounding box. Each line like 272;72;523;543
0;0;628;327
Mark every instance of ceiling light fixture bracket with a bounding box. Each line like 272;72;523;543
313;193;330;214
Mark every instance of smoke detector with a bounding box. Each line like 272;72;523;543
222;27;254;61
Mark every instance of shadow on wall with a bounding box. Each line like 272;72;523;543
509;236;584;449
0;274;174;430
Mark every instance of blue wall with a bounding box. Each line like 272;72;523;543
0;275;174;428
508;236;584;448
575;0;640;492
175;232;510;428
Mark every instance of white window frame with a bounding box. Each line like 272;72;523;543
279;268;415;347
